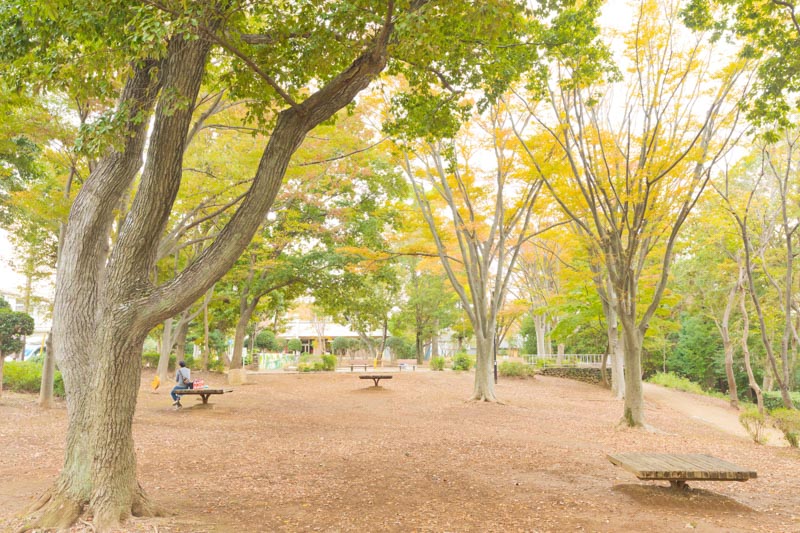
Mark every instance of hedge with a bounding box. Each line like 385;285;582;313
3;361;65;397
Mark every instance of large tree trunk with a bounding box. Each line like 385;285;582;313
471;330;496;401
31;57;166;530
619;314;645;427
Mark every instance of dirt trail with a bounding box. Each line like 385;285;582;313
643;383;787;446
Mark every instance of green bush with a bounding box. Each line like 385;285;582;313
298;361;325;372
647;372;705;395
430;356;445;371
499;361;535;378
770;408;800;448
208;357;225;372
739;406;767;444
142;351;160;368
762;391;800;411
255;330;280;352
321;354;337;371
287;339;303;353
452;352;473;371
3;361;65;397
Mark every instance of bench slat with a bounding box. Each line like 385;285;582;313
607;453;756;481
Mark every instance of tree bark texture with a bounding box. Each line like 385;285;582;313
619;314;645;427
471;331;496;401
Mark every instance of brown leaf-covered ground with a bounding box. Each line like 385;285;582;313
1;370;799;532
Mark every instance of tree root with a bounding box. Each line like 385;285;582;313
18;490;83;532
132;483;168;518
18;483;166;532
468;392;501;403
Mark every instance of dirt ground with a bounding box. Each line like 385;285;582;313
1;370;799;532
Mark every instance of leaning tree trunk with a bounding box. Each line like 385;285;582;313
739;289;764;414
229;303;254;385
719;277;740;409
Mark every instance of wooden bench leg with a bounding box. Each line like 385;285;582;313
372;378;380;387
669;480;688;490
201;394;210;404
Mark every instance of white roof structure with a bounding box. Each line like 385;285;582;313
277;319;381;339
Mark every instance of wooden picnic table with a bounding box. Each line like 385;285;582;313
607;453;757;489
359;374;393;387
175;388;233;404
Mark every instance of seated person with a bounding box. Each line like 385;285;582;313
171;360;192;408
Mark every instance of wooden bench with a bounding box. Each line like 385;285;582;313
398;363;416;371
175;388;233;405
348;364;370;372
359;374;392;387
607;453;757;490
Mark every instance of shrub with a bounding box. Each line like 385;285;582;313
321;354;337;371
208;357;225;373
430;356;445;371
287;339;303;353
762;391;800;411
739;407;767;444
255;330;280;352
452;352;473;371
298;360;327;372
142;351;160;368
3;361;65;397
647;372;705;395
770;408;800;448
499;361;535;378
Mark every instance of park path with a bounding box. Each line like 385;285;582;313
643;382;787;446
